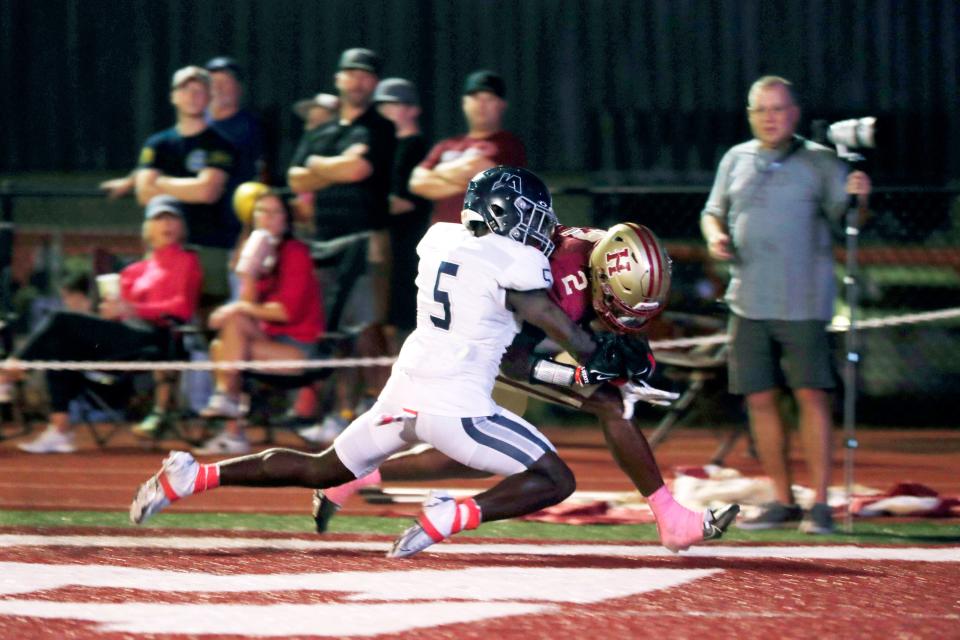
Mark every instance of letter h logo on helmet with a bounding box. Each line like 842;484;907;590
605;248;632;276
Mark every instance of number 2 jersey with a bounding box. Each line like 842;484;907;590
382;222;553;416
545;225;606;326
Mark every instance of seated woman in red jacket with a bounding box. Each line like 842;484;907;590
195;189;325;454
14;195;202;454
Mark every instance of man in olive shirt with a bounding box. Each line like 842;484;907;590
701;76;871;534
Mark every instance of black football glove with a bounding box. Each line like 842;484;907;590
575;333;627;386
620;335;657;383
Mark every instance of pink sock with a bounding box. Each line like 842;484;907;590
647;485;704;552
323;469;382;507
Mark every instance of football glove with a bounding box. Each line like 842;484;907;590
575;333;626;386
619;380;680;419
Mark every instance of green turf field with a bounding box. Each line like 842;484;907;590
3;509;958;546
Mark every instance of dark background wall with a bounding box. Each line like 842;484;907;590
1;0;957;185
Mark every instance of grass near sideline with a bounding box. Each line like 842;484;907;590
1;510;959;546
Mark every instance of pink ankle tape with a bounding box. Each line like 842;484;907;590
194;464;220;494
647;485;676;514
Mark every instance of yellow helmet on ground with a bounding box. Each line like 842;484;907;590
232;182;271;226
589;222;672;333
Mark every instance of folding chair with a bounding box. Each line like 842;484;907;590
646;311;754;466
74;319;205;447
217;332;352;447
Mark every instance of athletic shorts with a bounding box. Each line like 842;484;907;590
333;399;557;479
727;314;836;395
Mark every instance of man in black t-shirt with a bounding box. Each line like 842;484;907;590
288;48;396;332
136;65;239;303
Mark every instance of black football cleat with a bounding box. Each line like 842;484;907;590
311;489;341;534
703;503;740;542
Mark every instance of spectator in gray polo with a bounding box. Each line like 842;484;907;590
700;75;871;534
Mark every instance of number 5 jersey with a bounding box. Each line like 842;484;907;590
383;222;552;416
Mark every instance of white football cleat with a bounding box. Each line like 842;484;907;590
129;451;200;525
387;491;481;558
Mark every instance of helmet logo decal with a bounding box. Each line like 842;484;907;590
605;248;632;276
492;172;522;194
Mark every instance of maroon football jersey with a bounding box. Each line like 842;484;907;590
547;225;606;325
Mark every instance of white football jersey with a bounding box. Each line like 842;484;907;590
381;223;553;416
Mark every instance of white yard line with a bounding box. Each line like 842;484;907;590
0;534;957;562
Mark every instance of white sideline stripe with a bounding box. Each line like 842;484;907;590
0;535;957;562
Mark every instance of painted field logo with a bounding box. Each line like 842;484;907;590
0;562;717;636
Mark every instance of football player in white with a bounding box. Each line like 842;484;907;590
130;166;647;558
314;223;740;552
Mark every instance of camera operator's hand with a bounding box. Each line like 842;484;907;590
702;216;733;261
846;170;871;197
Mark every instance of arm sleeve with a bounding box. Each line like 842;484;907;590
289;131;312;168
701;149;735;221
137;134;162;169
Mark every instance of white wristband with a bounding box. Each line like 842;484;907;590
531;358;577;387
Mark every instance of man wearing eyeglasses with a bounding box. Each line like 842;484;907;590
700;76;871;535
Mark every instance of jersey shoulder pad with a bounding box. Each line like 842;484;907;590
484;235;552;291
417;223;470;259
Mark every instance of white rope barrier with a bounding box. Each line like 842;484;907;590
7;307;960;372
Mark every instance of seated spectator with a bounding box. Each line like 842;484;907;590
11;196;202;454
58;272;94;313
195;190;325;454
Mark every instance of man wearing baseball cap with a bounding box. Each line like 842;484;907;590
134;65;238;310
286;47;397;441
204;56;267;184
409;69;526;225
287;47;395;327
372;78;430;346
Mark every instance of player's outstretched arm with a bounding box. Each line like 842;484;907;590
506;289;596;363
